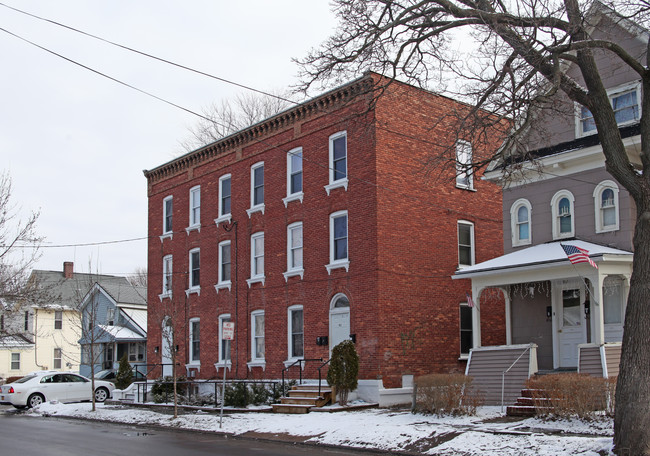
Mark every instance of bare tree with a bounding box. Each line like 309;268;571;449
127;267;148;288
0;171;44;334
177;91;294;153
299;1;650;453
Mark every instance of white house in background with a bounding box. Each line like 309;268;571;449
453;2;641;404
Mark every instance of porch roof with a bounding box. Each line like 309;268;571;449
453;240;632;280
97;325;146;342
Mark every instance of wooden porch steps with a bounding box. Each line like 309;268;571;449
506;388;554;416
271;385;332;414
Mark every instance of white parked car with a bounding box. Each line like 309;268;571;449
0;371;115;408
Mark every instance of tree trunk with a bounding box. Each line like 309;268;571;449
614;201;650;455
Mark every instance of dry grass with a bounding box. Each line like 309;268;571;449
525;373;616;419
413;373;483;416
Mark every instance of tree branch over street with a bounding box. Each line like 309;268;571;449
299;1;650;453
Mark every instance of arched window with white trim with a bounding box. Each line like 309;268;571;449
510;199;532;247
593;180;620;233
551;190;575;239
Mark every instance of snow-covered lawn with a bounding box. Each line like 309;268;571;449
20;402;614;455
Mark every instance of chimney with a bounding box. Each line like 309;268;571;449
63;262;74;279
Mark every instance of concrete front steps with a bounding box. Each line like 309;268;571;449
271;385;332;414
506;388;554;416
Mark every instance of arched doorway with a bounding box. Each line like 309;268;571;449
329;294;350;352
161;317;173;377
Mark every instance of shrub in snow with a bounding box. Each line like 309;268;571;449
115;354;133;390
413;373;482;416
327;340;359;406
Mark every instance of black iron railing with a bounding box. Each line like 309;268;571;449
317;358;331;397
281;358;323;397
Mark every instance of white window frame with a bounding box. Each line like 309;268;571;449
160;254;173;301
284;147;304;206
551;190;575;240
457;221;475;268
248;310;266;370
326;210;349;274
216;314;232;369
53;348;62;369
247;232;265;287
215;240;232;292
576;81;642;137
510;199;532;247
54;310;63;330
188;317;200;365
106;308;115;326
187;248;200;295
187;186;201;233
215;174;232;226
161;195;173;240
247;161;265;217
286;305;304;365
593;180;620;233
11;352;20;370
284;222;304;280
325;131;348;195
455;140;474;190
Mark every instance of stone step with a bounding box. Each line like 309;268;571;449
272;403;313;414
514;396;555;407
281;395;330;407
507;405;554;417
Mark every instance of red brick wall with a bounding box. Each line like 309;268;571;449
145;75;506;386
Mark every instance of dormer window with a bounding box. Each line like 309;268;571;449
578;82;640;137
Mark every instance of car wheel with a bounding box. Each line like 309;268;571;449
94;387;109;403
27;393;45;408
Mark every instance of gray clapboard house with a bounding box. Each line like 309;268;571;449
78;281;147;378
453;2;641;404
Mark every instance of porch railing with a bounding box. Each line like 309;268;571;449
317;358;331;397
281;358;322;396
501;345;531;412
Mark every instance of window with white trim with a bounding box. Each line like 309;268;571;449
603;276;624;325
215;174;232;225
284;222;304;279
248;232;265;286
458;221;475;268
11;352;20;370
189;186;200;229
163;196;173;235
162;255;173;297
53;348;62;369
284;147;303;205
218;314;231;364
460;304;473;357
288;305;304;360
326;211;349;273
106;308;115;326
593;180;620;233
216;241;232;291
54;310;63;330
325;131;348;194
251;310;265;362
551;190;575;239
189;318;200;364
247;162;265;216
510;199;532;247
578;82;641;137
455;140;473;189
188;248;200;291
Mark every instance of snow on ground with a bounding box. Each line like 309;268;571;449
19;402;614;455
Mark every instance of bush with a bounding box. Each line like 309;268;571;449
525;373;615;419
224;382;249;408
327;340;359;405
413;373;483;416
115;354;133;390
150;376;187;403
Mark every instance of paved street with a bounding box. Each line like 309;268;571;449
0;410;389;456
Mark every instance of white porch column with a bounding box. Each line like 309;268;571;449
591;272;605;346
471;285;482;349
500;287;512;346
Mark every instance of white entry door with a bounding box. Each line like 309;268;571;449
162;318;173;377
557;286;587;368
329;294;351;352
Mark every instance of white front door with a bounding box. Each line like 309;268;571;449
330;311;350;350
557;286;587;368
162;318;173;377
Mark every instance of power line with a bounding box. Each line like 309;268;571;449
0;2;298;106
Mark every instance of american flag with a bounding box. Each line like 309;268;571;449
561;244;598;269
466;292;475;308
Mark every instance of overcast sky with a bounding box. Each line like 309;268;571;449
1;1;338;277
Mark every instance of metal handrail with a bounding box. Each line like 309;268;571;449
317;358;331;397
501;344;532;412
280;358;323;397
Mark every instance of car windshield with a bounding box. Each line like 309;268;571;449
14;375;37;384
